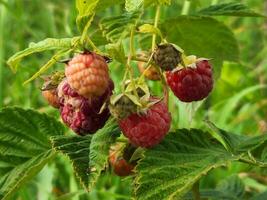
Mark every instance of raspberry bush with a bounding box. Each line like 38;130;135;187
2;1;267;200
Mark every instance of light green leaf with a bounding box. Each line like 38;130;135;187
23;48;73;85
76;0;99;32
88;120;120;189
7;37;79;72
197;3;265;17
105;42;126;64
51;120;120;190
159;16;239;72
100;11;141;43
0;107;65;200
125;0;143;12
138;24;163;39
52;134;92;189
135;128;267;200
144;0;171;7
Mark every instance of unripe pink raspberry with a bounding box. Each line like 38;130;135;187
65;52;110;99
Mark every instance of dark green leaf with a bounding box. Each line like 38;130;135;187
52;134;92;189
135;128;267;200
51;120;120;190
0;107;64;200
88;120;120;189
135;129;238;200
212;175;245;200
197;3;265;17
251;190;267;200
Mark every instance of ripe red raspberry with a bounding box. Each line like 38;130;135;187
42;89;59;108
58;79;114;135
166;60;213;102
65;52;110;99
119;99;171;148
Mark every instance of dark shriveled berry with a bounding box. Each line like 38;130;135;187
109;95;138;120
153;43;182;71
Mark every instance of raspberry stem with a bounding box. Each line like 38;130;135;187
151;5;161;51
181;0;191;15
126;56;148;62
139;53;154;80
127;27;139;98
86;36;101;53
192;181;200;200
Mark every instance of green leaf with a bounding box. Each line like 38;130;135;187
125;0;143;12
7;37;79;72
210;85;267;128
135;129;238;200
88;120;120;189
197;3;265;17
105;42;126;64
100;11;141;43
0;107;64;200
251;191;267;200
51;120;120;190
96;0;124;12
135;128;267;200
76;0;99;32
52;134;92;189
144;0;171;7
213;175;245;200
159;16;239;71
23;48;73;85
138;24;163;39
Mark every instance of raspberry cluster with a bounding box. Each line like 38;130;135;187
41;47;213;161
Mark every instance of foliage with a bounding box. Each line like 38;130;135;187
1;0;267;200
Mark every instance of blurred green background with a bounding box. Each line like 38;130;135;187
1;0;267;199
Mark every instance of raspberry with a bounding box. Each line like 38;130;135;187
58;78;114;135
65;52;110;99
42;89;59;108
109;144;135;176
153;43;182;71
119;99;171;148
166;60;213;102
109;154;134;176
138;61;160;81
